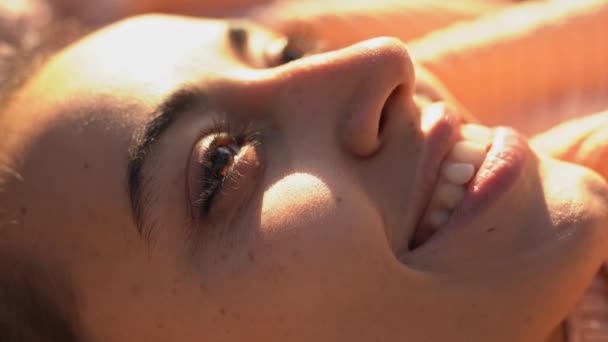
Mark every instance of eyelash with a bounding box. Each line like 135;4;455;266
195;119;260;217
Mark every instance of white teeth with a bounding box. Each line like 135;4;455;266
441;162;475;185
461;124;493;147
434;182;466;209
415;124;494;244
449;141;487;167
426;209;450;228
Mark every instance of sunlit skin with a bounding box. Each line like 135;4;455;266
1;15;608;342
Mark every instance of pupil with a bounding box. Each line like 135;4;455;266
211;145;236;176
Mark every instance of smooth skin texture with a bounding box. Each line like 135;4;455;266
1;15;608;342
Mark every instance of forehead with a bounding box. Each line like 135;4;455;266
25;15;234;114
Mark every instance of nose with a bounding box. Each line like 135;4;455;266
265;37;416;157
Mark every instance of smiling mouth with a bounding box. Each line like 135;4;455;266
384;92;522;254
409;115;494;249
406;105;530;252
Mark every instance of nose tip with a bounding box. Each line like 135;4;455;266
338;37;415;157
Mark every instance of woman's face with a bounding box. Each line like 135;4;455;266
2;15;608;342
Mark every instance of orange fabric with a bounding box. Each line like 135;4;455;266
409;0;608;124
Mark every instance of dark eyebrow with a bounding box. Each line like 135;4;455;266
127;87;206;239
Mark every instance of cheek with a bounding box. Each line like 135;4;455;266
254;172;391;286
202;173;398;336
260;172;338;235
258;172;386;254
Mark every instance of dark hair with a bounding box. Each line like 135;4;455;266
0;254;80;342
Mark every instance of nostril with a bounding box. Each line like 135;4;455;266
379;106;388;136
379;85;403;137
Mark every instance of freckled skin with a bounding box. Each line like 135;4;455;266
0;15;607;342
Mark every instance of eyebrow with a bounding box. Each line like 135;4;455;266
127;87;206;239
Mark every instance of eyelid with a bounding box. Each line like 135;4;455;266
197;136;235;215
186;120;263;222
196;143;261;222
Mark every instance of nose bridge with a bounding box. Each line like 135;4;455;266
263;37;416;157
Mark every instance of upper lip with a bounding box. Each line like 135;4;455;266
401;103;463;252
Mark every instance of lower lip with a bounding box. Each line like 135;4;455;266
411;127;530;252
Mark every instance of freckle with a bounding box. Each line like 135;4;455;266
220;253;228;261
199;282;207;291
83;162;89;169
19;207;27;216
171;287;177;296
219;307;226;316
156;322;164;329
486;226;496;233
248;251;256;262
336;196;343;203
